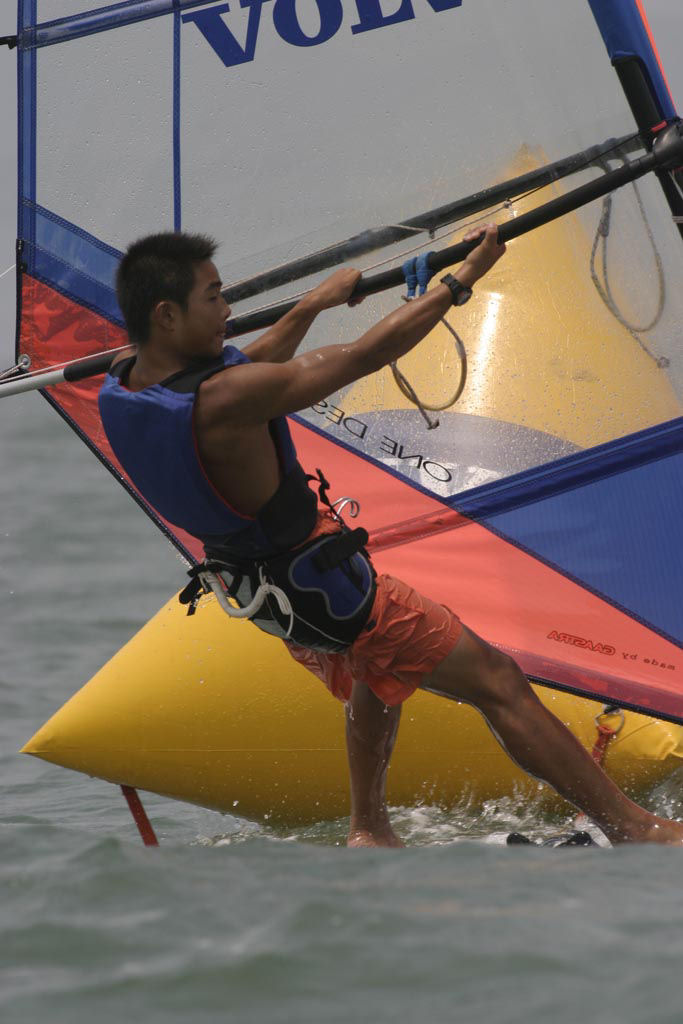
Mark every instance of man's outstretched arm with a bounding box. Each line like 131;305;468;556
240;269;362;364
201;225;505;430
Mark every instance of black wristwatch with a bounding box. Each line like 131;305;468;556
440;273;473;306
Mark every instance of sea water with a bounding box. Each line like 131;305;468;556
3;393;683;1024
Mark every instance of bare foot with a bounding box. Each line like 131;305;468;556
634;816;683;845
347;827;405;848
604;811;683;845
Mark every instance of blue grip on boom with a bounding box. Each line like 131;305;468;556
402;252;435;297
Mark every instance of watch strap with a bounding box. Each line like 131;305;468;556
440;273;473;306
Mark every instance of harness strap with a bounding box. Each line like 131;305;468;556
307;467;334;513
178;575;203;615
312;527;370;570
304;467;370;578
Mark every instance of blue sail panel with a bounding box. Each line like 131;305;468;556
468;431;683;646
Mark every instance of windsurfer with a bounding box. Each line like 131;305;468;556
99;228;683;849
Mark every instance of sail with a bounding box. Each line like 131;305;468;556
14;0;683;719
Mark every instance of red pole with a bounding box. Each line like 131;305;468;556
120;785;159;846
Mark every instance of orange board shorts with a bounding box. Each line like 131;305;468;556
284;513;462;706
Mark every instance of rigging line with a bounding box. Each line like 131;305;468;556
227;125;683;338
390;296;468;428
669;168;683;204
228;205;511;322
227;135;645;325
221;132;641;304
495;133;642;212
600;182;665;331
0;263;15;280
386;223;425;234
390;360;438;430
589;166;668;368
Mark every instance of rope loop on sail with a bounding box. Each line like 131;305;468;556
590;158;668;368
390;314;468;422
389;256;468;429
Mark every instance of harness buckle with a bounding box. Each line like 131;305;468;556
179;560;244;616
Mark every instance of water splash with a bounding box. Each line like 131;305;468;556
193;786;616;849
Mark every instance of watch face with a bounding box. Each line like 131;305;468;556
455;287;472;305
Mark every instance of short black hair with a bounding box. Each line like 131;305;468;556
116;232;218;344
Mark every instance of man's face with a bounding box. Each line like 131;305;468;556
172;260;231;358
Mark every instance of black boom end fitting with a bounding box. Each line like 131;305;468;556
653;122;683;172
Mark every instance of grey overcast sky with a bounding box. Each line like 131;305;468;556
0;1;680;369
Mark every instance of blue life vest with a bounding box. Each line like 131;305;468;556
98;346;318;557
99;345;376;653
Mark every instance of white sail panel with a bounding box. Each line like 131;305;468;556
21;0;683;502
31;3;640;255
180;0;637;266
35;17;175;244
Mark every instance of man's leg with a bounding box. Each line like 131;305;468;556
345;680;404;848
422;625;683;845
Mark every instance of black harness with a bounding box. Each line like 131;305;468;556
180;471;376;653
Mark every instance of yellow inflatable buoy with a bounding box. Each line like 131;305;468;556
23;590;683;826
